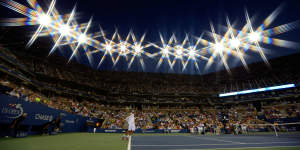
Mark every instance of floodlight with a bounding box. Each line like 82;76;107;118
59;24;71;35
214;43;224;53
249;32;260;42
78;34;87;43
176;49;183;56
230;38;240;48
162;47;169;55
189;50;195;57
120;44;126;52
105;44;112;51
175;45;183;56
134;45;142;53
38;14;51;26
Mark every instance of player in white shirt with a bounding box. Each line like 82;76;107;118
199;123;205;135
190;125;195;134
234;122;241;135
122;111;135;141
241;123;248;135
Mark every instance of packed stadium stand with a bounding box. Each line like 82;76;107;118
1;0;300;149
0;44;299;134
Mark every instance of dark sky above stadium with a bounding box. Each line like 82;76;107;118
1;0;300;74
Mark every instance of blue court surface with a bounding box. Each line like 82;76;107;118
131;134;300;150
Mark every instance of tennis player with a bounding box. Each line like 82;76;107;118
122;111;135;141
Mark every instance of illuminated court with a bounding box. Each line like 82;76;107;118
131;134;300;150
1;0;300;150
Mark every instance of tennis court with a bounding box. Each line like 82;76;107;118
1;133;300;150
131;134;300;150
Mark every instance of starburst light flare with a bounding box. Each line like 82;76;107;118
1;0;299;73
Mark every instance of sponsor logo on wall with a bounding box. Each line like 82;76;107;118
34;114;54;121
1;104;23;119
105;130;117;133
170;129;181;133
65;120;75;124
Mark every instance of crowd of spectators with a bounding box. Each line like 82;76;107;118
258;100;300;123
102;102;300;132
0;79;105;118
0;46;300;131
11;49;300;97
0;46;300;105
1;77;300;131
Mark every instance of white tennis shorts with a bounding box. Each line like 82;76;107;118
128;123;136;131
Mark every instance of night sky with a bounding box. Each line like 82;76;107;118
1;0;300;74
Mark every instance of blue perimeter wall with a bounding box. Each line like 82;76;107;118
0;94;189;135
0;94;97;135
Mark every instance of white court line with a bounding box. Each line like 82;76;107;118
132;141;300;147
132;144;244;147
186;135;245;144
174;145;300;150
127;136;132;150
